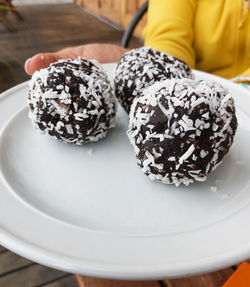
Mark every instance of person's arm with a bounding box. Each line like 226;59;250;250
144;0;197;68
25;43;128;75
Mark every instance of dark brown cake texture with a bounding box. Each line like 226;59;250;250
28;58;116;145
128;78;238;186
114;46;194;114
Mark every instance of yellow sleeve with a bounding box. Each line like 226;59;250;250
144;0;197;68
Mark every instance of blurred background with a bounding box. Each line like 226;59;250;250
0;0;143;93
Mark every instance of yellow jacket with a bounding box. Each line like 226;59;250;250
144;0;250;79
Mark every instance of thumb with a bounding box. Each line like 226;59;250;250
25;53;60;75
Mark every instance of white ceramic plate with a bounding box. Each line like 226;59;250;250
0;63;250;280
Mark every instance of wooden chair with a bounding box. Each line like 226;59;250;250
121;1;148;48
0;0;23;32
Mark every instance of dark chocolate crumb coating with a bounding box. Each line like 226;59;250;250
28;58;116;145
128;79;238;186
114;46;194;114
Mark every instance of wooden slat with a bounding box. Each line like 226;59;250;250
75;275;161;287
0;264;66;287
99;0;122;26
120;0;147;39
81;0;101;15
0;251;33;276
74;0;83;5
164;267;235;287
41;274;78;287
126;0;137;15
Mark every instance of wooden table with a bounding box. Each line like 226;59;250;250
75;269;235;287
0;3;248;287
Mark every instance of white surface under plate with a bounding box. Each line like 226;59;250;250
0;63;250;280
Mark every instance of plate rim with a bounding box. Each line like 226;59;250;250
0;66;250;280
0;224;250;280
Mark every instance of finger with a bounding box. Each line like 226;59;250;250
25;53;60;75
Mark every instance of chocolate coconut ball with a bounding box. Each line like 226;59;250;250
28;58;116;145
114;47;194;114
128;79;238;186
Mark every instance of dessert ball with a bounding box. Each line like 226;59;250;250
128;79;238;186
114;47;194;114
28;58;116;145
